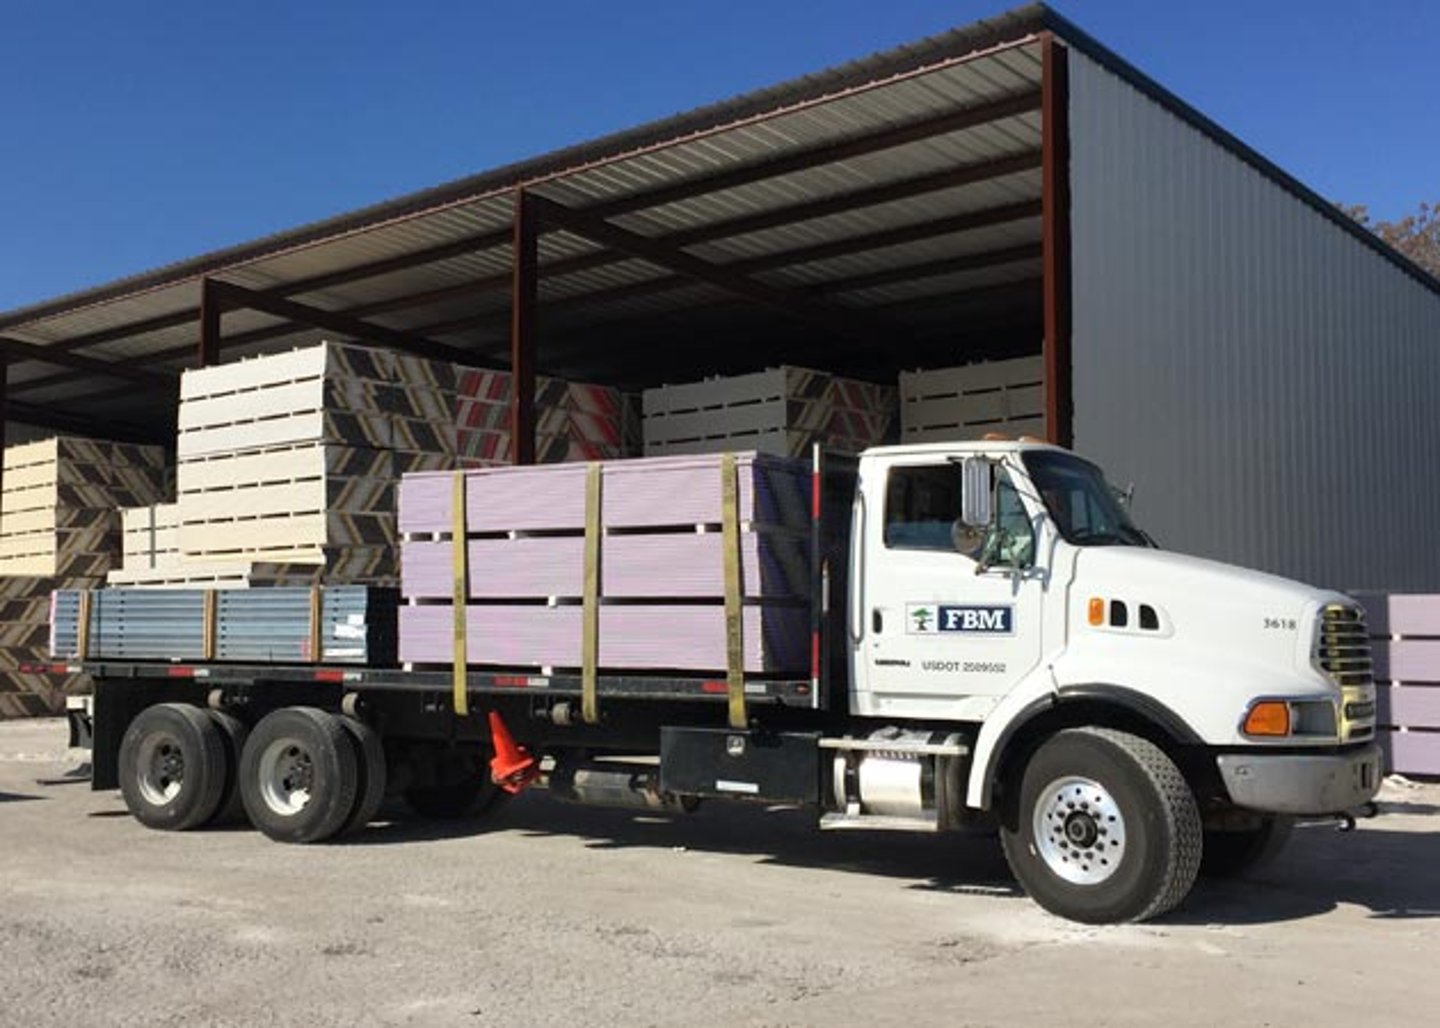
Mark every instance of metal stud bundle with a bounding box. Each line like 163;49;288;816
641;366;896;458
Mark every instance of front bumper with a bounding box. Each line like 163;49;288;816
1215;743;1383;815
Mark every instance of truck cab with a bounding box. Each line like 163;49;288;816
839;440;1381;920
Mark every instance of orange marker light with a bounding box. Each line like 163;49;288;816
1243;701;1291;737
1087;597;1106;626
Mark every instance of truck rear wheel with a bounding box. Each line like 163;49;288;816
118;703;228;831
206;709;250;826
1001;726;1202;924
240;707;358;844
337;716;387;836
1201;816;1293;877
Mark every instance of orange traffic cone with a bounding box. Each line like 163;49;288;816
488;710;539;793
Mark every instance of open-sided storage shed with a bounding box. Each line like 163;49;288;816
2;3;1438;591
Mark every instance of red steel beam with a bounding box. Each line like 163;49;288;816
0;335;174;388
1040;33;1073;449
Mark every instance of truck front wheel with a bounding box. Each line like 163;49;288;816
1000;727;1202;923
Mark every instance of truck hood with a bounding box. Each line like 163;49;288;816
1066;546;1345;686
1073;547;1336;611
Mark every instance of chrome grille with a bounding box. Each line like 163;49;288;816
1317;604;1376;742
1317;605;1373;687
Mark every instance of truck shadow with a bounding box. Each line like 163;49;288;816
1172;821;1440;925
355;794;1440;925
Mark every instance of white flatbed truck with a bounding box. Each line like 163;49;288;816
58;441;1382;923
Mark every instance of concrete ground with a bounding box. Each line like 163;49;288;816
2;718;1439;1028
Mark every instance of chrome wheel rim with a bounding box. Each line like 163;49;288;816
257;737;314;817
1033;775;1126;885
136;731;185;806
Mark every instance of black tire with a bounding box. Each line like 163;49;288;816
337;716;387;836
1000;727;1202;924
239;707;358;844
118;703;228;831
206;709;250;826
1201;816;1293;877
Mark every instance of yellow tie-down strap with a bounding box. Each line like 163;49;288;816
721;453;746;729
451;470;470;718
581;462;603;725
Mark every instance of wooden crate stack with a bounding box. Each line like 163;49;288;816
898;356;1046;442
172;342;455;579
642;366;895;458
397;453;810;674
1;436;168;717
108;341;640;590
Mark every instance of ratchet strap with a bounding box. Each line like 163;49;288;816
451;470;470;717
721;453;746;729
581;462;602;725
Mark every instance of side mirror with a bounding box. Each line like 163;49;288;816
959;456;992;528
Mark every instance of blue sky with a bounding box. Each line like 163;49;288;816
1;0;1434;312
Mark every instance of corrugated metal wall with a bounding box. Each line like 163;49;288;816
1068;51;1440;592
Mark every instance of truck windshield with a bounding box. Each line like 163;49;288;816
1021;450;1153;548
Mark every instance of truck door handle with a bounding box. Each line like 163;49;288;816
872;609;883;634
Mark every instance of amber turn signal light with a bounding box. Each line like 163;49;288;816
1087;597;1105;626
1242;701;1291;737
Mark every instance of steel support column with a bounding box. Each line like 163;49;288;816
510;189;539;466
1041;33;1074;449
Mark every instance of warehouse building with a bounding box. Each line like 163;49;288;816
2;1;1438;606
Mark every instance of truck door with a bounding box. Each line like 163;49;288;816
852;457;1045;718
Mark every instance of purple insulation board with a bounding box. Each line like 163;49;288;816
399;604;807;674
398;452;810;535
398;451;813;675
402;532;808;601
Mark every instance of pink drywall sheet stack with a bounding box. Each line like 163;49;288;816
899;356;1046;442
455;367;639;467
398;452;811;674
642;366;895;458
1359;593;1440;776
1;436;168;717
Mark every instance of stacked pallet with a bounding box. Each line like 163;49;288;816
642;366;895;458
1;436;168;716
174;343;455;575
455;367;639;467
397;452;811;673
898;356;1046;442
1;438;168;577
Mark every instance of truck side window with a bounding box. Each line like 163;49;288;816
884;465;963;551
982;473;1036;569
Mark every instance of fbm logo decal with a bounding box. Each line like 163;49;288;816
906;604;1014;635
